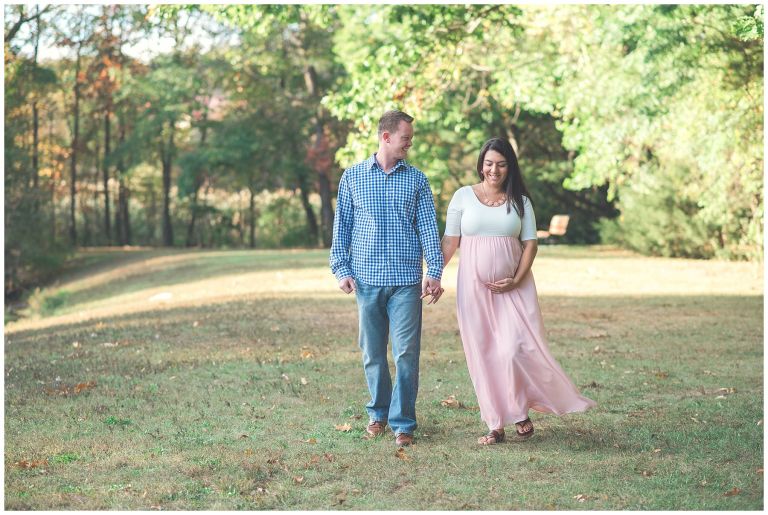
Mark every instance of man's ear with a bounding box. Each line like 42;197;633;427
381;131;390;144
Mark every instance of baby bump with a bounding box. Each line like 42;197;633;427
459;236;522;284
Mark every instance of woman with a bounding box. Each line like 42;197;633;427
441;137;596;445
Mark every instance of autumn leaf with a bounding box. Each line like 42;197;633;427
335;423;352;432
324;453;334;462
15;459;48;469
349;414;362;420
395;448;411;461
74;381;96;394
724;487;741;497
573;494;588;502
305;438;317;444
300;349;314;359
440;395;461;408
293;476;304;484
300;377;308;385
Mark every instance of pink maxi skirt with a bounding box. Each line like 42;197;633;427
456;235;596;430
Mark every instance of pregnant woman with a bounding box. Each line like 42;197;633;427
441;137;596;445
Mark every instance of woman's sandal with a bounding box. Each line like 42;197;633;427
514;417;534;440
478;429;505;445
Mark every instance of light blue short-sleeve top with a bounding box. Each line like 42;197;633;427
444;185;537;240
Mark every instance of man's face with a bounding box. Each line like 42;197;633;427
384;120;413;160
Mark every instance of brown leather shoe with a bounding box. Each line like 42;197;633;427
395;433;414;446
366;420;387;437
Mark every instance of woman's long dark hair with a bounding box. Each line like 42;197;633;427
476;137;533;216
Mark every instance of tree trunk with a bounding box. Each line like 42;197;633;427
185;110;208;247
185;188;199;247
318;163;333;248
69;43;83;245
32;102;39;191
297;177;319;247
303;63;334;247
115;114;131;245
102;109;111;243
161;122;174;246
249;186;257;249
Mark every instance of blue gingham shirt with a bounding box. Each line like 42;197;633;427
330;154;444;286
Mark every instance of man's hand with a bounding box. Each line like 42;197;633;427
338;277;356;294
421;277;443;305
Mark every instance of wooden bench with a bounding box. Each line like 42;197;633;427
536;214;570;243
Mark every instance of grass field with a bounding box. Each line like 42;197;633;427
4;245;763;510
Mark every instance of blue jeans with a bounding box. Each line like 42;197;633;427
355;281;423;436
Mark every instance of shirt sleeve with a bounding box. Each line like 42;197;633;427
415;176;444;280
444;187;464;237
520;196;537;241
329;171;354;280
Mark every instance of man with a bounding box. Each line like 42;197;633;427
330;110;444;447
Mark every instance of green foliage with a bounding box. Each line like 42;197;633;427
325;4;763;260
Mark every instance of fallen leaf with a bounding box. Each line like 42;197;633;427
335;423;352;432
717;387;737;394
266;458;279;464
395;447;411;461
193;321;199;328
573;494;587;502
101;342;118;347
724;487;741;497
593;345;601;352
305;438;317;444
655;371;669;379
15;459;48;469
586;329;608;338
349;414;362;420
324;453;334;462
440;395;461;408
300;350;314;359
244;449;254;456
239;434;249;439
757;468;763;475
758;419;763;426
73;381;96;394
293;476;304;484
641;470;653;477
334;491;347;505
270;325;280;332
300;377;308;385
652;448;662;454
528;456;536;462
281;374;290;382
72;341;81;348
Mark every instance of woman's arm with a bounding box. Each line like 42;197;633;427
441;235;461;268
513;239;538;281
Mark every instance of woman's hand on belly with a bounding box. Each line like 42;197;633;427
484;276;520;294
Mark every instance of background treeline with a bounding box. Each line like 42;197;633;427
4;4;763;297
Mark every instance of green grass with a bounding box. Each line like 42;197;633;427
4;246;763;509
